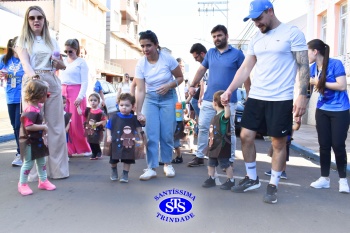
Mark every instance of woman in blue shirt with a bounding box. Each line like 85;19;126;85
308;39;350;193
0;37;24;167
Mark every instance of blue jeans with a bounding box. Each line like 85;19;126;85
196;100;236;162
190;98;200;117
143;90;176;168
7;104;21;154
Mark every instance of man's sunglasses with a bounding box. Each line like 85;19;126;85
64;50;73;54
28;16;44;21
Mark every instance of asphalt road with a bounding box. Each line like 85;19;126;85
0;138;349;233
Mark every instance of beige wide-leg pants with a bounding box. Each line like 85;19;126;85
22;72;69;179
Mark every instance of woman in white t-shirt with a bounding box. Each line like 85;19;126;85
17;6;69;180
117;73;131;97
135;30;183;181
60;39;91;157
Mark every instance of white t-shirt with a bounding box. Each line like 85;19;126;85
60;57;89;99
118;82;131;94
23;36;60;71
135;51;179;92
248;23;307;101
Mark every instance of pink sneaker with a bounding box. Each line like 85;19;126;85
18;183;33;196
38;179;56;191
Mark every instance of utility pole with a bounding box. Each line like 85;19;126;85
198;1;229;29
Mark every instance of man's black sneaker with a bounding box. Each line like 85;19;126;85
263;184;278;204
171;156;183;164
90;154;97;160
220;178;235;190
231;176;261;193
188;157;204;167
202;177;216;188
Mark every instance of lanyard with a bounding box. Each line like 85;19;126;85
11;59;21;76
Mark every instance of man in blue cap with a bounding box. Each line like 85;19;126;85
221;0;310;204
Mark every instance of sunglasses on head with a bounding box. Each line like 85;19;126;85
64;50;73;54
28;16;44;21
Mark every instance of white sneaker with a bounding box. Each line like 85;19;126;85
12;154;22;167
310;177;330;189
164;165;175;178
339;178;350;193
82;152;92;157
139;168;157;181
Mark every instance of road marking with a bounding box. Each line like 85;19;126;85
216;174;301;187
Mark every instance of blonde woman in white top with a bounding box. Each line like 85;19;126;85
17;6;69;179
117;73;131;97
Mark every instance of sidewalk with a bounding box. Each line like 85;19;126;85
291;123;350;173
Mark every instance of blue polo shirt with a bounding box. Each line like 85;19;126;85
0;56;24;104
310;58;350;111
202;45;245;103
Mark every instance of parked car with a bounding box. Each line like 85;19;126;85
98;80;118;114
235;88;247;134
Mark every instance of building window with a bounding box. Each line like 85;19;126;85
76;0;87;14
88;1;95;18
114;11;120;25
339;4;348;56
321;14;327;42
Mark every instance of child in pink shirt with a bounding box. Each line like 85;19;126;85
18;80;56;196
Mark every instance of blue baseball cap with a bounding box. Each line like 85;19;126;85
243;0;273;22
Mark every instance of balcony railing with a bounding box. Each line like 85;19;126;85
104;60;123;75
88;56;123;76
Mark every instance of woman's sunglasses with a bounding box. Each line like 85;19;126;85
28;16;44;21
64;50;73;54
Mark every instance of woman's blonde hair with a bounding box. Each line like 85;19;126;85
24;79;48;102
18;6;53;53
122;73;130;84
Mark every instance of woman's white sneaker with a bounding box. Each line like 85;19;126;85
339;178;350;193
310;177;330;189
164;165;175;178
139;168;157;181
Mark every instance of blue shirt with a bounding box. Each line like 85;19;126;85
0;56;24;104
202;45;245;103
106;112;134;129
310;58;350;111
94;80;102;93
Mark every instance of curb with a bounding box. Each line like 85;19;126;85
290;142;350;174
0;134;15;143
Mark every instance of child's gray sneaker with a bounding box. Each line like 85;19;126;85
110;167;118;181
120;173;129;183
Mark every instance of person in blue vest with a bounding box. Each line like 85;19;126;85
0;36;24;167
